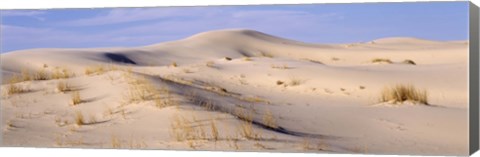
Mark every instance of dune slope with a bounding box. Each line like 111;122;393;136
1;29;469;155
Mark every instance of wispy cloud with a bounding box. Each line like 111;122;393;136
62;7;221;26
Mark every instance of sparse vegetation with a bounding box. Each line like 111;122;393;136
52;68;74;79
371;58;392;64
57;81;73;92
74;111;85;126
271;64;291;69
262;110;277;129
243;57;252;61
380;84;428;105
206;61;215;68
260;52;274;58
239;121;258;140
210;120;219;141
402;59;416;65
71;91;82;105
170;62;178;67
85;65;107;75
21;69;31;81
288;78;303;86
6;84;27;95
33;68;50;80
111;135;122;148
276;80;284;85
306;59;324;64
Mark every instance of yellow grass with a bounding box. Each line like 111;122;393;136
33;68;50;80
57;81;72;92
380;84;428;105
111;136;122;148
85;65;107;75
239;121;258;140
52;68;74;79
262;110;277;129
71;91;82;105
6;84;26;95
74;111;85;126
210;120;219;141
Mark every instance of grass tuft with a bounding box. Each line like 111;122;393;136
402;59;416;65
71;91;82;105
371;58;392;64
380;84;428;105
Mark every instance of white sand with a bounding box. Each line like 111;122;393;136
0;29;469;155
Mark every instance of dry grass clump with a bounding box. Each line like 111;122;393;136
262;110;277;129
206;61;215;68
371;58;393;64
74;111;85;126
6;84;27;95
170;62;178;67
110;135;147;149
402;59;416;65
21;69;32;81
210;120;219;141
10;67;74;83
243;57;252;61
233;107;260;139
52;68;75;79
331;57;340;61
305;59;324;64
380;84;428;105
170;115;223;144
71;91;83;105
239;121;259;140
33;69;50;80
288;78;303;86
260;52;274;58
124;75;177;109
271;64;291;69
171;115;203;141
57;81;73;92
85;65;107;75
111;136;122;148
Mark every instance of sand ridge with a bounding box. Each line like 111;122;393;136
0;29;469;155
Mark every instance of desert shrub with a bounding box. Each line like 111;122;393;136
380;84;428;105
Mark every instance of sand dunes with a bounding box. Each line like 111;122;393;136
0;29;469;155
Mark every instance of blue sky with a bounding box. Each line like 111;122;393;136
0;2;469;52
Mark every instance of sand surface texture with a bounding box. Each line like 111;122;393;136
1;29;469;155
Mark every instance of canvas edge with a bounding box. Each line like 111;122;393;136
469;1;480;156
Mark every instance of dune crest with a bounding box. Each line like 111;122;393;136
0;29;469;155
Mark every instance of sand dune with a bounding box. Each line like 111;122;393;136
0;29;469;155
